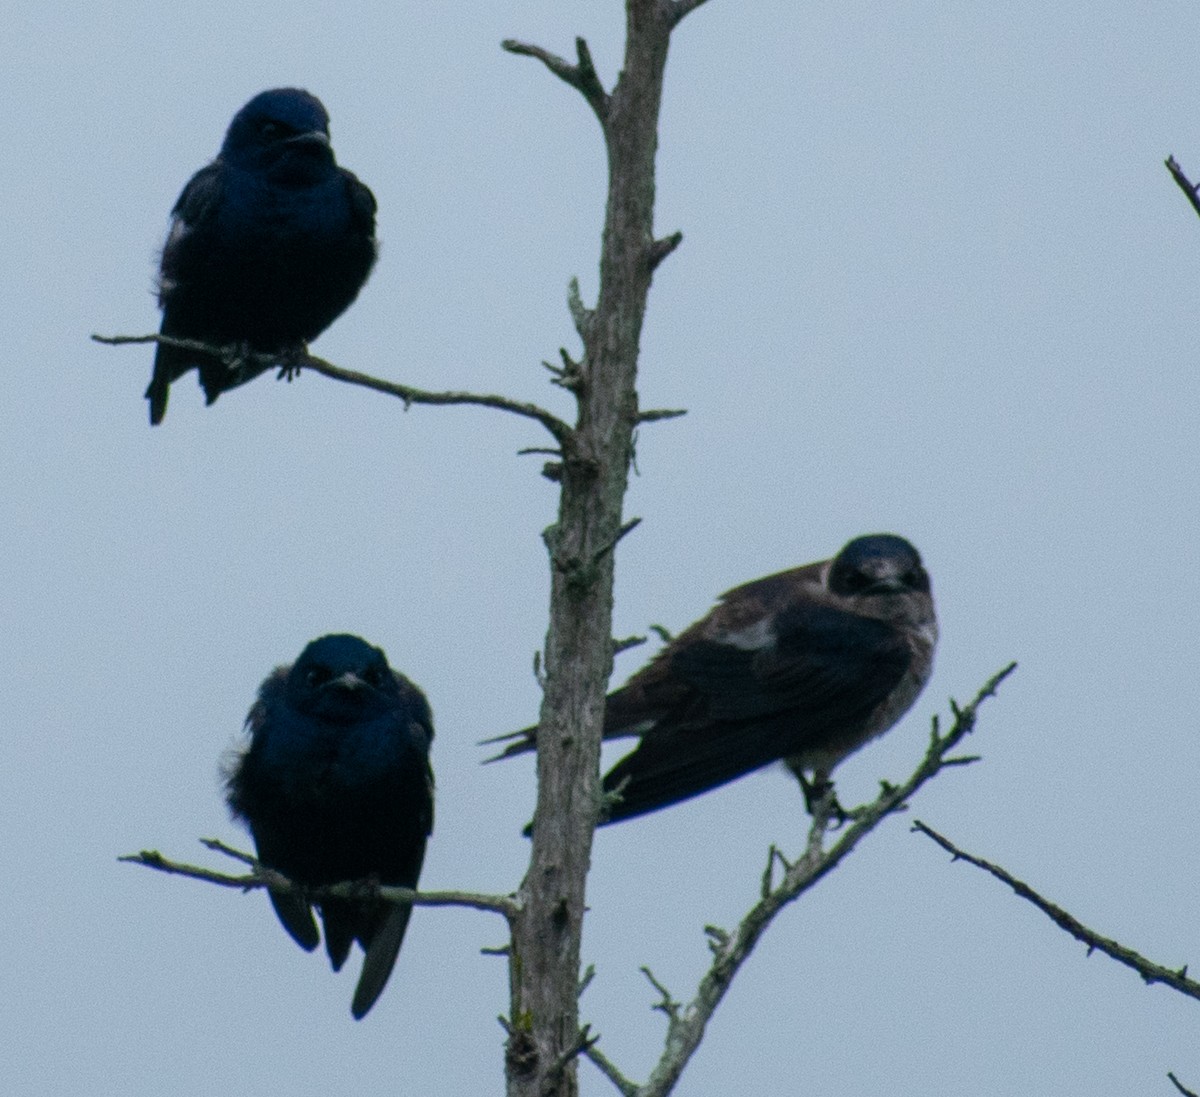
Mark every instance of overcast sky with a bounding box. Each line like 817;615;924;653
6;2;1200;1094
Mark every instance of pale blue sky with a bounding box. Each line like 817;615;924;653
5;2;1200;1094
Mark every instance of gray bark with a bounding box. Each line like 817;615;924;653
505;4;682;1095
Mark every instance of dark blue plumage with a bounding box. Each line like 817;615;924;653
146;88;377;424
226;635;433;1019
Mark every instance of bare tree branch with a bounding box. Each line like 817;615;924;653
640;966;682;1022
636;407;687;424
91;333;573;444
502;37;610;123
666;0;715;29
567;278;594;343
912;820;1200;1003
648;232;683;272
1169;1072;1200;1097
119;841;519;919
586;1043;640;1097
1166;156;1200;220
584;665;1015;1096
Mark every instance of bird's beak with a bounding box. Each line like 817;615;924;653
864;576;907;594
286;130;331;149
332;671;365;691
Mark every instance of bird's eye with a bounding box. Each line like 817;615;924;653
259;121;284;140
363;666;385;688
304;666;330;688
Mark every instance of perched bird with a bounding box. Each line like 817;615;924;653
146;88;377;424
487;534;936;824
226;634;433;1019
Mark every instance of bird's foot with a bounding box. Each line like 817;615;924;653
215;340;267;389
800;773;850;828
223;340;256;375
346;873;382;902
275;344;310;383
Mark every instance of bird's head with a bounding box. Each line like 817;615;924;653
221;88;336;181
828;534;931;599
285;633;400;724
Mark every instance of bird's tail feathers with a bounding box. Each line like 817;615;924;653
145;348;173;425
320;898;358;972
351;902;413;1020
478;725;537;763
600;718;796;825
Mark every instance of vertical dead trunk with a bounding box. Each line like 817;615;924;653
506;4;676;1095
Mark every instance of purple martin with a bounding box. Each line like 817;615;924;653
488;534;936;824
146;88;377;424
225;635;433;1019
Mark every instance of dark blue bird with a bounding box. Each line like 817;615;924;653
226;634;433;1019
146;88;377;424
487;535;936;824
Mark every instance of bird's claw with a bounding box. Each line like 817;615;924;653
275;344;310;383
800;774;851;827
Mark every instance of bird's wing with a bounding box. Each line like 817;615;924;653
677;601;910;723
602;565;827;737
341;169;377;235
243;666;288;738
600;602;913;822
266;887;320;952
392;672;436;836
418;750;435;837
169;162;224;229
147;164;228;422
158;163;224;295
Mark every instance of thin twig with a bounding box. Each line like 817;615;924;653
595;517;642;563
912;821;1200;1003
1169;1071;1200;1097
636;407;687;424
91;333;573;444
578;964;597;997
120;842;519;919
639;966;681;1021
585;1042;640;1097
550;1025;601;1084
200;836;257;865
1166;156;1200;220
648;232;683;272
567;277;593;341
503;37;610;123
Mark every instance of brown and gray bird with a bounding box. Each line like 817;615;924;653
486;534;936;823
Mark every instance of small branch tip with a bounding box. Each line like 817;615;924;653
648;231;683;272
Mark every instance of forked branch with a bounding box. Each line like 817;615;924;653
584;664;1017;1096
502;37;610;123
